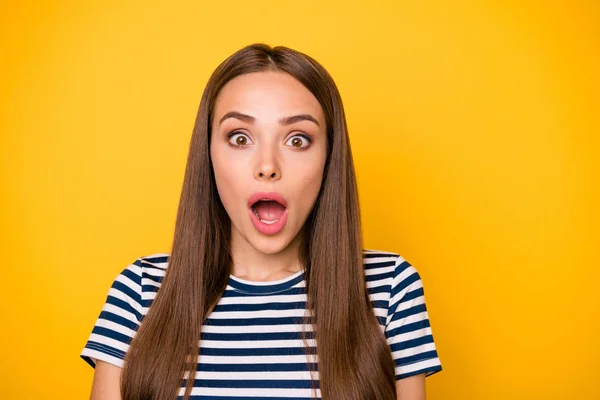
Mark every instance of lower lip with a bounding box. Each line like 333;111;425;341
248;207;288;235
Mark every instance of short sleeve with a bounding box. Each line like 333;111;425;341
385;255;442;380
80;258;144;369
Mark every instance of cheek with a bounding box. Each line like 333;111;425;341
211;152;244;212
293;158;326;209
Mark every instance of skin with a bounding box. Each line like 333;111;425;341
88;70;426;399
210;71;327;281
89;360;121;399
89;361;426;399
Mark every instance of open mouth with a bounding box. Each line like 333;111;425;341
250;200;286;224
247;192;288;235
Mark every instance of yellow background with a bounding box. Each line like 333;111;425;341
1;1;598;399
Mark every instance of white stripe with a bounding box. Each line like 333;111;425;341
218;294;306;305
116;265;141;286
364;255;397;264
183;387;321;398
368;292;389;302
209;309;307;319
386;310;429;332
387;327;433;346
198;354;318;364
397;357;441;375
107;287;143;316
202;324;312;334
142;278;161;289
88;333;130;352
200;338;317;349
192;370;315;380
95;318;136;338
102;303;139;325
393;342;438;360
366;277;393;289
387;296;426;328
80;348;124;368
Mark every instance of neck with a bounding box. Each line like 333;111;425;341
229;226;304;282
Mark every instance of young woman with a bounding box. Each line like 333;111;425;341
80;43;442;400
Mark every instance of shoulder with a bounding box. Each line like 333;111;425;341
362;249;422;294
362;248;415;277
113;253;170;306
119;253;170;280
137;252;170;288
138;252;170;274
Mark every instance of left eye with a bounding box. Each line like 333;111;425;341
285;135;310;148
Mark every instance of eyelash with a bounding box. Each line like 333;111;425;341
226;131;313;148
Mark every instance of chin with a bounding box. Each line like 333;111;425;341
249;235;292;255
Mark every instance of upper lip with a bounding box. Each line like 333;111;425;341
247;191;288;208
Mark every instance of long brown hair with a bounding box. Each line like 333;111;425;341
121;43;396;399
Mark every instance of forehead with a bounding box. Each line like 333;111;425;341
212;71;325;125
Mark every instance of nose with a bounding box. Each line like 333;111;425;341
254;145;281;181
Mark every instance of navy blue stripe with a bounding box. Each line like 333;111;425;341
142;284;160;293
140;299;154;308
111;281;139;305
363;252;397;259
396;364;442;380
201;331;314;341
213;301;306;312
189;396;316;400
367;285;391;295
198;362;318;372
205;316;313;326
371;300;388;310
390;270;419;299
191;379;318;389
388;288;425;320
389;334;435;352
388;303;428;324
365;270;394;282
200;346;317;356
387;318;431;338
363;260;396;269
91;326;133;345
85;340;126;359
227;272;305;294
402;287;424;302
388;276;421;316
222;287;306;298
105;295;142;321
142;272;164;284
396;350;440;366
120;267;141;285
98;310;138;331
141;255;169;264
188;397;316;400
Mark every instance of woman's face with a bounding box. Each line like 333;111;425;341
210;71;328;256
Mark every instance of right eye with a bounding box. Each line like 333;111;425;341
228;132;253;147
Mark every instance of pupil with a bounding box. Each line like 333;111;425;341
237;136;246;145
292;138;301;147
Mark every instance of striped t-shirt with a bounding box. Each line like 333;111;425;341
80;249;442;398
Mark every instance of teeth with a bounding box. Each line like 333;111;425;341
252;207;278;224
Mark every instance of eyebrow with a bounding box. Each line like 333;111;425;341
218;111;320;127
